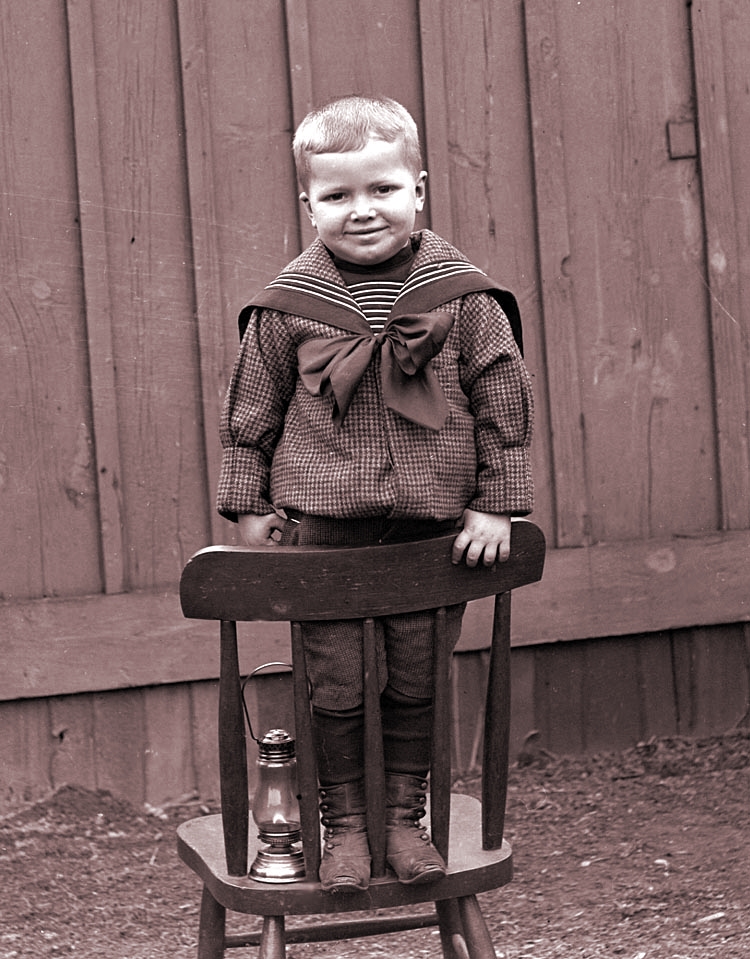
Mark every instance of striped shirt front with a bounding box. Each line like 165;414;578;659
346;280;402;332
332;241;417;333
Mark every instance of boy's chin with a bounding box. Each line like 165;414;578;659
334;237;408;266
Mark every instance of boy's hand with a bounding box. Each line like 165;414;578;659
237;512;286;547
452;509;512;567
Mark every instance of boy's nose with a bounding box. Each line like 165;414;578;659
351;196;375;219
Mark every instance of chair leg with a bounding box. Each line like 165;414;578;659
197;886;225;959
436;899;470;959
258;916;286;959
457;895;497;959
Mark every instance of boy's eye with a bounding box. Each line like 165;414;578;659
324;191;346;202
375;184;397;195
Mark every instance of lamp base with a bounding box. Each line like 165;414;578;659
250;845;306;883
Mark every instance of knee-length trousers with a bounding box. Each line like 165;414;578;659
280;513;465;711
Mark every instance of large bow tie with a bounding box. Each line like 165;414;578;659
297;311;455;431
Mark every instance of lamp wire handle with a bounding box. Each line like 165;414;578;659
240;662;293;743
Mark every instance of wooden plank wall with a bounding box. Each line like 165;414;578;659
2;0;750;808
3;624;748;810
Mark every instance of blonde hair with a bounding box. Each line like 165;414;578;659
293;96;423;189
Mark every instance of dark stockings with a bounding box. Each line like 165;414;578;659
312;684;432;786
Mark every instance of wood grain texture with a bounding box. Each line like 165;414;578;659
435;0;555;538
2;622;748;811
175;0;231;547
1;0;103;599
65;0;127;593
524;0;589;547
92;688;146;805
690;0;750;530
0;589;289;701
87;0;209;588
3;1;750;795
143;683;195;804
417;0;453;240
526;0;719;542
514;529;750;644
5;528;750;703
179;523;546;622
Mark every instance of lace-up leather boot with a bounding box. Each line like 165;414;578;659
318;780;371;892
385;773;447;884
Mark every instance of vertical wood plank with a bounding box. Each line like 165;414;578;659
283;0;316;249
92;688;146;806
143;684;196;805
522;1;714;543
523;0;589;547
89;0;210;588
302;2;423;130
283;0;314;128
451;652;488;774
49;694;97;793
189;680;220;802
634;633;679;740
673;625;749;736
582;638;643;752
0;698;53;809
509;646;537;763
65;0;126;592
417;0;454;240
534;641;584;754
452;646;538;776
192;0;301;315
689;0;750;530
2;0;104;600
176;0;231;547
428;0;555;537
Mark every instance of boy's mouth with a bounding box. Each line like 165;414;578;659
348;226;386;237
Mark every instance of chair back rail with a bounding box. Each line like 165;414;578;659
179;523;545;622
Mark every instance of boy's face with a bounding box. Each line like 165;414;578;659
300;137;426;265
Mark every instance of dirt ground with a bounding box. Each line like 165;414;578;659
1;730;747;959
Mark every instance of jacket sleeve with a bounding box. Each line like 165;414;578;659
216;308;297;522
458;292;534;516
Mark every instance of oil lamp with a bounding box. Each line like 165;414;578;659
242;665;305;883
249;728;305;882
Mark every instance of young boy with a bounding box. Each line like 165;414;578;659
217;96;533;892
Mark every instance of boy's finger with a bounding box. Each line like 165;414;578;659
451;530;470;564
463;542;485;568
481;543;497;566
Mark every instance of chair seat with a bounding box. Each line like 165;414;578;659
177;793;512;916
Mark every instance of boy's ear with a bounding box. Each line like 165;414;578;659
415;171;427;211
299;192;315;225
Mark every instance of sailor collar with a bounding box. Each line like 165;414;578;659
238;232;523;355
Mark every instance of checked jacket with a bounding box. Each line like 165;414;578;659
217;229;534;525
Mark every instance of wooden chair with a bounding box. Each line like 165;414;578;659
177;520;545;959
